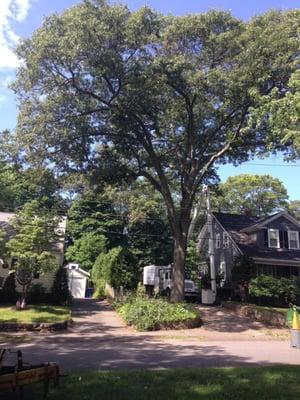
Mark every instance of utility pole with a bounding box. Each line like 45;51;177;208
203;185;216;302
187;193;204;241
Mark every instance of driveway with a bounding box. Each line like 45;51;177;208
1;299;299;371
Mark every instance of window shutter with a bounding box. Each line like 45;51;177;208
279;230;284;248
263;229;268;247
284;231;289;249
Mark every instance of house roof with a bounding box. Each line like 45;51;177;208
65;263;90;277
212;212;260;231
212;211;300;265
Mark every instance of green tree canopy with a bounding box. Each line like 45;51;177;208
0;161;63;212
216;174;289;216
12;1;300;300
99;246;139;290
65;232;107;271
6;200;61;302
289;200;300;221
66;185;173;268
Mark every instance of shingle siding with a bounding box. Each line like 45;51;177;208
198;211;300;281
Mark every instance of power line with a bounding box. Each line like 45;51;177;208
234;163;300;168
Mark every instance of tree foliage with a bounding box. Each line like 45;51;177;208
95;246;139;290
289;200;300;221
66;186;173;268
6;200;61;300
216;174;289;216
231;255;256;284
0;161;63;212
65;232;107;271
249;275;297;305
12;1;300;300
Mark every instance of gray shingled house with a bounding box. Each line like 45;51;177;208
198;211;300;284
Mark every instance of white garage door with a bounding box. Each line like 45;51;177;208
69;276;86;298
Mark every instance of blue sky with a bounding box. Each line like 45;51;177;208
0;0;299;200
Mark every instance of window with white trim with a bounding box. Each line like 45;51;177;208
216;233;221;249
220;260;227;283
268;229;280;248
223;232;230;248
288;231;299;249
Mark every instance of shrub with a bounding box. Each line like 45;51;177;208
93;279;106;299
116;295;201;331
51;267;70;305
231;255;255;284
91;253;106;284
101;247;139;290
249;275;297;305
27;283;51;304
0;272;17;303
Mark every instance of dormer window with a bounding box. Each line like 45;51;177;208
268;229;280;248
288;231;299;249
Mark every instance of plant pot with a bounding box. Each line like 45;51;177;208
201;289;215;305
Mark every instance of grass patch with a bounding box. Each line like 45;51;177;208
115;296;201;331
0;305;71;324
2;366;300;400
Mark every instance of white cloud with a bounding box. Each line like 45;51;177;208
0;0;32;69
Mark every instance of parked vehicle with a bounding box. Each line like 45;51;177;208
143;265;198;298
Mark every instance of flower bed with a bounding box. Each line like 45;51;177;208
115;296;201;331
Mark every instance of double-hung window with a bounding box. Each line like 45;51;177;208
268;229;280;248
223;232;230;248
288;231;299;249
216;233;221;249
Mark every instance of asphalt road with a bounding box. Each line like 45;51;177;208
2;300;300;371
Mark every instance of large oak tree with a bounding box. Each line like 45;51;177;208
12;1;299;301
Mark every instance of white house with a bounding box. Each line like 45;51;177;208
0;211;67;293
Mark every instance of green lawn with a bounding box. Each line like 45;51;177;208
0;305;71;324
2;366;300;400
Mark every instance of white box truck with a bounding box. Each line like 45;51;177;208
143;264;198;298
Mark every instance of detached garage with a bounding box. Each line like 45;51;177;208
66;263;90;299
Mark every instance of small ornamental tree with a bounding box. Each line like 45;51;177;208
6;200;60;306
